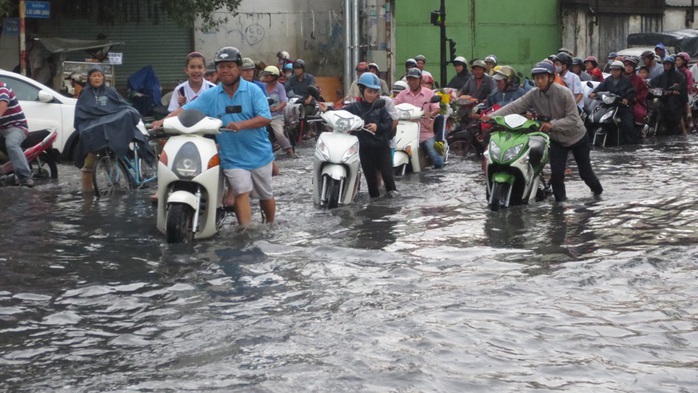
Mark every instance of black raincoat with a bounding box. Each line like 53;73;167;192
73;69;154;168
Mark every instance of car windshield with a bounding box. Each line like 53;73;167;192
0;75;40;101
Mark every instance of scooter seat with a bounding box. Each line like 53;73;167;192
528;135;546;168
21;129;52;149
0;129;51;153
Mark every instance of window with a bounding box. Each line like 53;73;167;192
0;76;40;102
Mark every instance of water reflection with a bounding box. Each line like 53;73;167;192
0;133;697;392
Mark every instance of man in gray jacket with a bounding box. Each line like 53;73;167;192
484;61;603;202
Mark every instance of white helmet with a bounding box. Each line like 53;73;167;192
392;80;408;93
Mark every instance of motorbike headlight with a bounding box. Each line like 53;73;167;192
397;109;411;120
489;141;502;161
334;118;352;133
341;141;359;163
502;143;524;162
316;137;331;161
173;141;202;178
650;88;663;96
602;94;615;105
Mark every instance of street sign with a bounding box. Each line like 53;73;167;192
2;18;19;35
25;1;50;19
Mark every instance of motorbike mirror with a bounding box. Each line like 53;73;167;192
372;98;386;110
586;81;594;88
307;85;320;101
430;95;443;103
267;98;274;106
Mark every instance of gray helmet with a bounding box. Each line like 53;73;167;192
572;57;584;67
241;57;256;70
623;56;640;66
414;54;426;62
406;67;422;79
641;50;655;60
214;46;242;65
293;59;306;69
531;61;555;76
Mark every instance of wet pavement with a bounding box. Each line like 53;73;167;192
0;135;697;392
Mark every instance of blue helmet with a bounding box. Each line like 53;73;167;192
357;72;381;90
663;55;676;65
531;61;555;76
283;63;293;71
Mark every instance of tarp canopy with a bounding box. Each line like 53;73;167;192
627;29;698;57
36;37;123;56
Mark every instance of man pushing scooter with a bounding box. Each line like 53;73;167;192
482;61;603;202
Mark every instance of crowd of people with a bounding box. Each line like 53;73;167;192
17;42;693;227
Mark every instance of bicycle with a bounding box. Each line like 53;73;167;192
92;137;159;198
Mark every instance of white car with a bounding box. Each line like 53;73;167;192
0;69;76;158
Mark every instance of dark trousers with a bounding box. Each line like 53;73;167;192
618;106;639;145
360;143;396;198
549;137;603;202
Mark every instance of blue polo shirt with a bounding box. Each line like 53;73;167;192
184;79;273;170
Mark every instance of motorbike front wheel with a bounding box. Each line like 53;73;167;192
30;151;58;180
326;178;341;209
166;203;195;243
489;182;509;212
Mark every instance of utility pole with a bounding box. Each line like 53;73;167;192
431;0;447;87
20;0;26;76
439;0;446;87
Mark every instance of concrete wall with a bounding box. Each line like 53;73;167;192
560;5;696;60
195;0;344;77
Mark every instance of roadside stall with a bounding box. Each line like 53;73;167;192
34;37;124;96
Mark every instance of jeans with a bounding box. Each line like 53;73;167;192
1;126;31;182
549;137;603;202
421;136;444;168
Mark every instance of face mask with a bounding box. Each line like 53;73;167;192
285;72;292;78
608;59;614;65
555;66;562;74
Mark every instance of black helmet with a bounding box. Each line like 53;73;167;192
547;54;559;63
572;57;584;67
641;50;655;60
214;46;242;65
556;52;573;68
293;59;306;69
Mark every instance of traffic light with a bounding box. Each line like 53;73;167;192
448;39;457;62
431;10;443;27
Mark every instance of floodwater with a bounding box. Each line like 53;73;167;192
1;135;697;392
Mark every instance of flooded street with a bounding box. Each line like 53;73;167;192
1;135;697;392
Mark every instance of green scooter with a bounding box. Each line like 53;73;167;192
483;114;551;211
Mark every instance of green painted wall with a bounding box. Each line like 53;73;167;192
394;0;560;85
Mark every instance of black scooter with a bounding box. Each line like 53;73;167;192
583;79;629;147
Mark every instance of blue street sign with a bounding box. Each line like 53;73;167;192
2;18;19;36
25;1;51;19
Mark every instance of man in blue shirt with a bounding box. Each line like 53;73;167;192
153;47;274;226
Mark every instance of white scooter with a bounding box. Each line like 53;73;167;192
393;95;442;175
156;110;227;243
312;99;385;208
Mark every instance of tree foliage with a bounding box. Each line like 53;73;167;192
0;0;243;31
